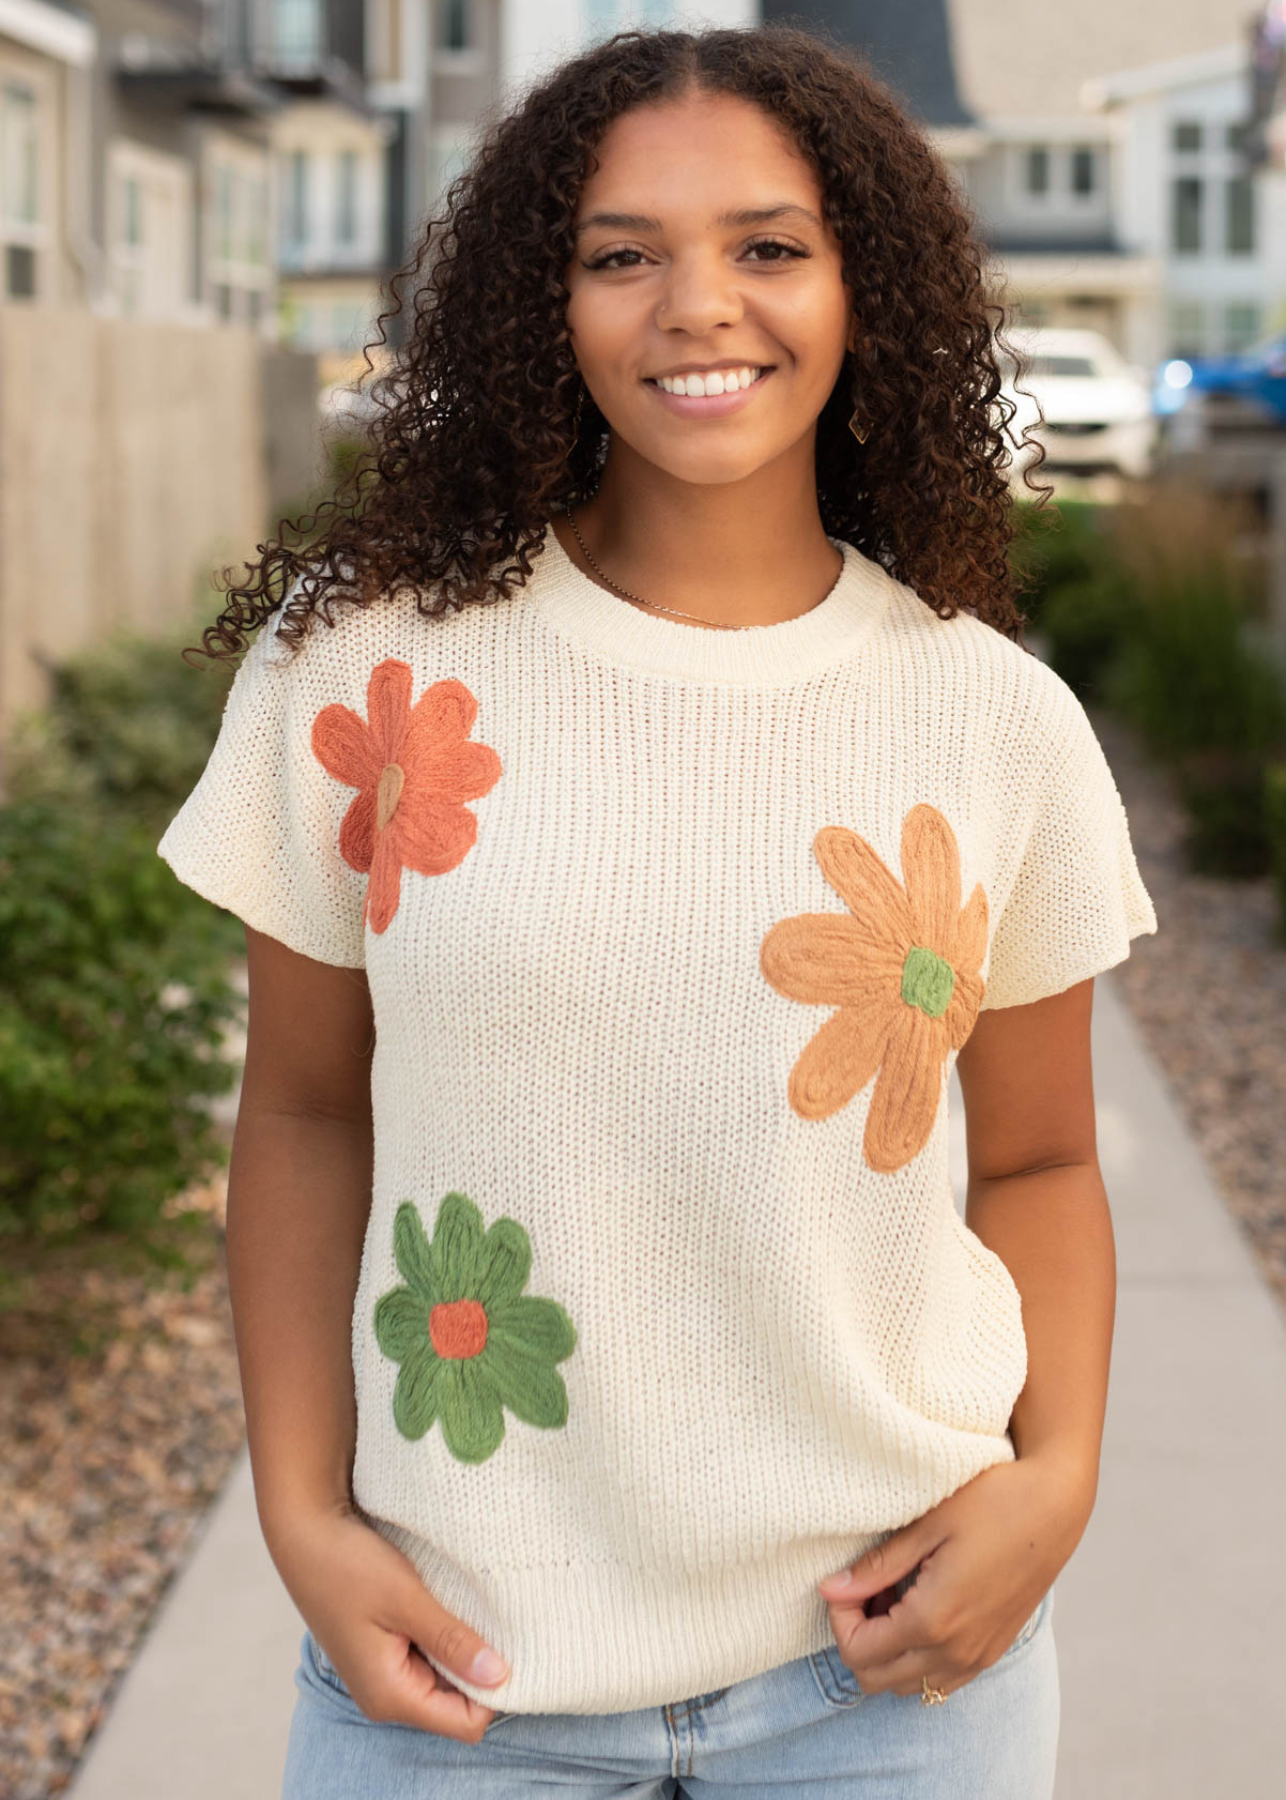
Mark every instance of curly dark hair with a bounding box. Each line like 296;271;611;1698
193;20;1052;666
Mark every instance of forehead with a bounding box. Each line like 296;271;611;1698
579;91;815;202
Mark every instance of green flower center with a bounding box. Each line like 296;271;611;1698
901;944;955;1018
430;1297;489;1360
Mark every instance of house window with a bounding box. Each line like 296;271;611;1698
5;242;34;297
1224;303;1260;352
1171;177;1202;254
1168;300;1204;359
1225;177;1254;254
332;298;372;350
438;0;471;50
209;146;272;325
1070;146;1096;196
117;173;143;314
1024;145;1049;195
123;174;142;247
1172;120;1202;153
275;0;323;63
2;80;41;299
336;148;358;245
2;81;38;224
247;175;267;265
216;165;234;262
284;148;309;248
1226;121;1251;154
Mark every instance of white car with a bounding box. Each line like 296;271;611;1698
995;327;1158;480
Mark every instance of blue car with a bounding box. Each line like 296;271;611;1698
1155;332;1286;425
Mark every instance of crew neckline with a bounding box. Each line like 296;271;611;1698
526;518;895;684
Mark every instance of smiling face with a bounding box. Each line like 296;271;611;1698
563;86;859;491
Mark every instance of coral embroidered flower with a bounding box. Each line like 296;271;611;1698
759;804;988;1174
311;659;502;934
373;1190;578;1464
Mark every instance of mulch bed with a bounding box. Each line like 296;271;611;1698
0;1184;244;1800
2;705;1284;1800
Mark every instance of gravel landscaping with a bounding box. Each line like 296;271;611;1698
2;701;1284;1800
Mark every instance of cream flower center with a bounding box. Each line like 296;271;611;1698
376;762;405;832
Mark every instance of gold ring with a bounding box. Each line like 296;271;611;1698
921;1675;947;1705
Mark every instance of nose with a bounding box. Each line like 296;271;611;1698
656;248;746;336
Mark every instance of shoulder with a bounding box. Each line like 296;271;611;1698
237;571;476;715
878;578;1085;774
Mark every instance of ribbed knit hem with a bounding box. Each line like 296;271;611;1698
369;1521;893;1716
528;521;895;684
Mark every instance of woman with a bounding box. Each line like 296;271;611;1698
159;22;1156;1799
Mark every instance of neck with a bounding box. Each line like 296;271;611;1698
556;445;843;629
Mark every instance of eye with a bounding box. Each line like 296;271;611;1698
582;237;810;271
743;237;809;262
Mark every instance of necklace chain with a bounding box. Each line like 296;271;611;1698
561;505;837;632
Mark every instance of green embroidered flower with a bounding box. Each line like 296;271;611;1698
373;1190;577;1464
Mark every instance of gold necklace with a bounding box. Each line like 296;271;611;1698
561;506;838;632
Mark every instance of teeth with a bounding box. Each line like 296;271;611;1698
655;366;763;396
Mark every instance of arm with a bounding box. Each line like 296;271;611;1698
227;926;511;1734
817;975;1113;1694
227;924;375;1541
958;972;1113;1519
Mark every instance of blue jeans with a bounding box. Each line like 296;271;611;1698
281;1583;1058;1798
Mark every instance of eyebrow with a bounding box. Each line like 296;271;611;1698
573;203;823;238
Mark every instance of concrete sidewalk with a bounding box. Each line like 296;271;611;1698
65;972;1286;1799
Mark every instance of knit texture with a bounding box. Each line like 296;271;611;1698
157;525;1157;1715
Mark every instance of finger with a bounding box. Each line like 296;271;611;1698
390;1639;497;1737
857;1648;969;1701
401;1587;509;1696
817;1525;945;1608
829;1600;919;1672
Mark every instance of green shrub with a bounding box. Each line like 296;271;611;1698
1091;484;1286;877
4;614;239;837
1098;486;1286;763
0;799;244;1257
1039;569;1142;701
1009;497;1104;632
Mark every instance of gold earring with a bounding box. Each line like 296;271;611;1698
846;336;870;442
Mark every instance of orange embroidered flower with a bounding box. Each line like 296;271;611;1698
759;804;988;1173
311;659;502;934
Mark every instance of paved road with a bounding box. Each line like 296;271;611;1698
65;972;1286;1798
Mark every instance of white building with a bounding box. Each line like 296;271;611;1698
763;1;1284;372
427;3;758;212
1082;41;1286;362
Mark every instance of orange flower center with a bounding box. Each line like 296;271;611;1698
429;1297;489;1360
376;762;405;832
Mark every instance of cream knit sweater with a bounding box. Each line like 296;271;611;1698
158;524;1157;1716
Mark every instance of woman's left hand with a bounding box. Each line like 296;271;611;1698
815;1453;1093;1699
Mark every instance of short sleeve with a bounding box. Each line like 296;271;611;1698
157;605;367;968
978;680;1157;1011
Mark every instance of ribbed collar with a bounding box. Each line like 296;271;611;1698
525;519;895;685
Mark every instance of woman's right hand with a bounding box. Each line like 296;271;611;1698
265;1499;510;1741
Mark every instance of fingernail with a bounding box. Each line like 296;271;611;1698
821;1570;854;1591
470;1648;508;1682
